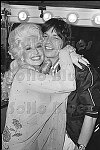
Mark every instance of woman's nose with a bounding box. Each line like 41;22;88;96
33;48;39;55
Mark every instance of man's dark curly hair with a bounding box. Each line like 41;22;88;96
41;18;72;48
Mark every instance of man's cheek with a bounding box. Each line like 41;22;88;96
55;41;62;50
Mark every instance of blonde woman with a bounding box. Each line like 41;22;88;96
2;23;77;150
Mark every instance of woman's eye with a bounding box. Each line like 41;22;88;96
36;44;42;48
37;45;41;48
26;47;31;50
43;34;48;39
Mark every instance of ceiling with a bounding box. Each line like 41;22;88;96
2;1;100;9
1;1;100;27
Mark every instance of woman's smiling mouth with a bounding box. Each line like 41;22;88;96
31;56;41;61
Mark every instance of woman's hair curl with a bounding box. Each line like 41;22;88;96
8;23;41;60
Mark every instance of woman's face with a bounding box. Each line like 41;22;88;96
21;32;44;66
43;27;63;59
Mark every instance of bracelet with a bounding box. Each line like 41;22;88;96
69;48;76;54
76;143;86;150
66;45;76;54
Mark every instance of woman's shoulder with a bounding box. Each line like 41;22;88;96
14;67;44;83
15;67;36;75
14;68;34;82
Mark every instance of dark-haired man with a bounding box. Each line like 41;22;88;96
42;18;100;150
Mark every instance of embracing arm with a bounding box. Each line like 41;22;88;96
16;69;75;93
16;49;76;93
64;45;90;69
52;45;90;75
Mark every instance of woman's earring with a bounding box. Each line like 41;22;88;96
8;51;14;59
58;49;60;53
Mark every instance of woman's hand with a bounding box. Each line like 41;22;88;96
59;46;74;70
70;50;90;69
63;45;90;69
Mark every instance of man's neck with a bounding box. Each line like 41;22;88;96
45;56;59;66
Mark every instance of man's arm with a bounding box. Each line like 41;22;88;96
74;116;97;150
74;64;100;150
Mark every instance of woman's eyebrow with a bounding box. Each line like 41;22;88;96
43;33;48;35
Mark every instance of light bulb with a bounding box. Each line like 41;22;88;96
67;13;78;23
43;12;52;22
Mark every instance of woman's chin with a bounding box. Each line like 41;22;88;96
45;52;58;58
30;61;42;66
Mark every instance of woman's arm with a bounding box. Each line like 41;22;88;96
63;45;90;69
51;45;90;75
16;49;76;93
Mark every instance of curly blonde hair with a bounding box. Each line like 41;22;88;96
8;23;42;60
